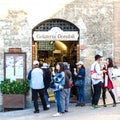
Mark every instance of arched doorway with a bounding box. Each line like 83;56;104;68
32;18;80;67
32;18;80;101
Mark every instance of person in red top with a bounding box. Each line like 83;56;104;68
102;58;116;107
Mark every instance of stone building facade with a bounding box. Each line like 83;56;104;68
0;0;120;108
114;1;120;66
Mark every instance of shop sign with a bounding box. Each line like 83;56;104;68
33;27;79;41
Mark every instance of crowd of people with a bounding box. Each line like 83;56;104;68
28;54;117;117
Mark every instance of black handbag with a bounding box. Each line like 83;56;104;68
75;80;82;87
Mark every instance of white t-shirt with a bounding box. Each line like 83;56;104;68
31;68;44;89
91;61;103;85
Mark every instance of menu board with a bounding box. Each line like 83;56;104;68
4;53;26;81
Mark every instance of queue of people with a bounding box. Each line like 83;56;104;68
28;54;117;116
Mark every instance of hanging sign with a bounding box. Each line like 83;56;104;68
33;27;79;41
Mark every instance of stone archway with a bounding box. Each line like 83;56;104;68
32;18;80;63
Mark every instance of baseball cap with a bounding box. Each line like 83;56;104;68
76;61;84;65
33;60;39;65
41;63;48;68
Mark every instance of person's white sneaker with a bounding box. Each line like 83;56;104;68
48;98;50;101
52;113;62;117
47;104;50;108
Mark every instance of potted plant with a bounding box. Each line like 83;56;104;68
0;78;29;110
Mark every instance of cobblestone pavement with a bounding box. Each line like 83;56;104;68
0;103;120;120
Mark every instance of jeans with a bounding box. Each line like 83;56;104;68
44;88;50;106
92;82;102;105
78;80;85;103
54;90;62;113
60;88;70;112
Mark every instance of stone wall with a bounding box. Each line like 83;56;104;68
113;1;120;67
0;10;32;108
52;0;113;102
0;10;32;81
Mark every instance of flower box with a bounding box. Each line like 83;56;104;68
0;79;29;111
3;94;25;109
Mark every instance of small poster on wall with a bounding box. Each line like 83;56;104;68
6;56;14;81
15;56;24;79
4;53;26;81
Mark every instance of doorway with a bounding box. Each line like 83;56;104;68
32;18;80;101
32;18;79;64
36;41;78;67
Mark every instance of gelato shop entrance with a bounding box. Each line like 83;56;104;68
32;19;80;65
32;19;80;101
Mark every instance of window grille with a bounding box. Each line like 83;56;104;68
33;19;79;32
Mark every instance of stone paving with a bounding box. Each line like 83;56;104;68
0;103;120;120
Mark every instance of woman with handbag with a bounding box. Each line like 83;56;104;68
60;62;72;113
74;61;86;107
102;58;116;107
